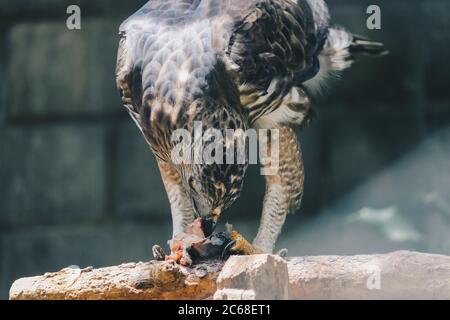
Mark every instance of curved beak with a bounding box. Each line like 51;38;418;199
201;217;216;237
200;207;221;237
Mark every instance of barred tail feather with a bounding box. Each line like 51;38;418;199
349;34;389;57
304;27;387;96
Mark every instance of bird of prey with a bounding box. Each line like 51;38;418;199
116;0;386;260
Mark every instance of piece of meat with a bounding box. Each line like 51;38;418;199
159;219;234;265
165;218;205;265
189;232;234;261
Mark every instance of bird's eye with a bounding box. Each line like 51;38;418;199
189;178;197;191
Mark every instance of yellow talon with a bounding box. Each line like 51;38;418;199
229;231;263;255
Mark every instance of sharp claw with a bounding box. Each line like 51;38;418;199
152;245;166;261
228;231;262;255
180;247;193;266
221;240;237;260
276;248;288;258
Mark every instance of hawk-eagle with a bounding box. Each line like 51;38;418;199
116;0;385;259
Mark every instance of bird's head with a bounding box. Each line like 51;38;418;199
164;60;249;235
183;162;246;236
174;93;249;236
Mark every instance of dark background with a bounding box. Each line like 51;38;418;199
1;0;449;299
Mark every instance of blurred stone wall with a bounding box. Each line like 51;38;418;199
1;0;450;299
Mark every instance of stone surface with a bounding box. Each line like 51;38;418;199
9;251;450;300
321;108;421;201
9;260;223;300
0;125;106;227
214;254;289;300
287;251;450;300
0;28;6;128
7;19;123;118
113;122;170;220
422;1;450;102
0;0;148;21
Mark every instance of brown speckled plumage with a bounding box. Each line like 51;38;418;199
116;0;386;253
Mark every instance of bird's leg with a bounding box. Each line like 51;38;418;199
252;126;304;253
156;161;196;260
226;127;304;256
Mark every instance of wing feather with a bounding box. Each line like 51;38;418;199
116;36;144;133
227;0;327;125
116;0;327;130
